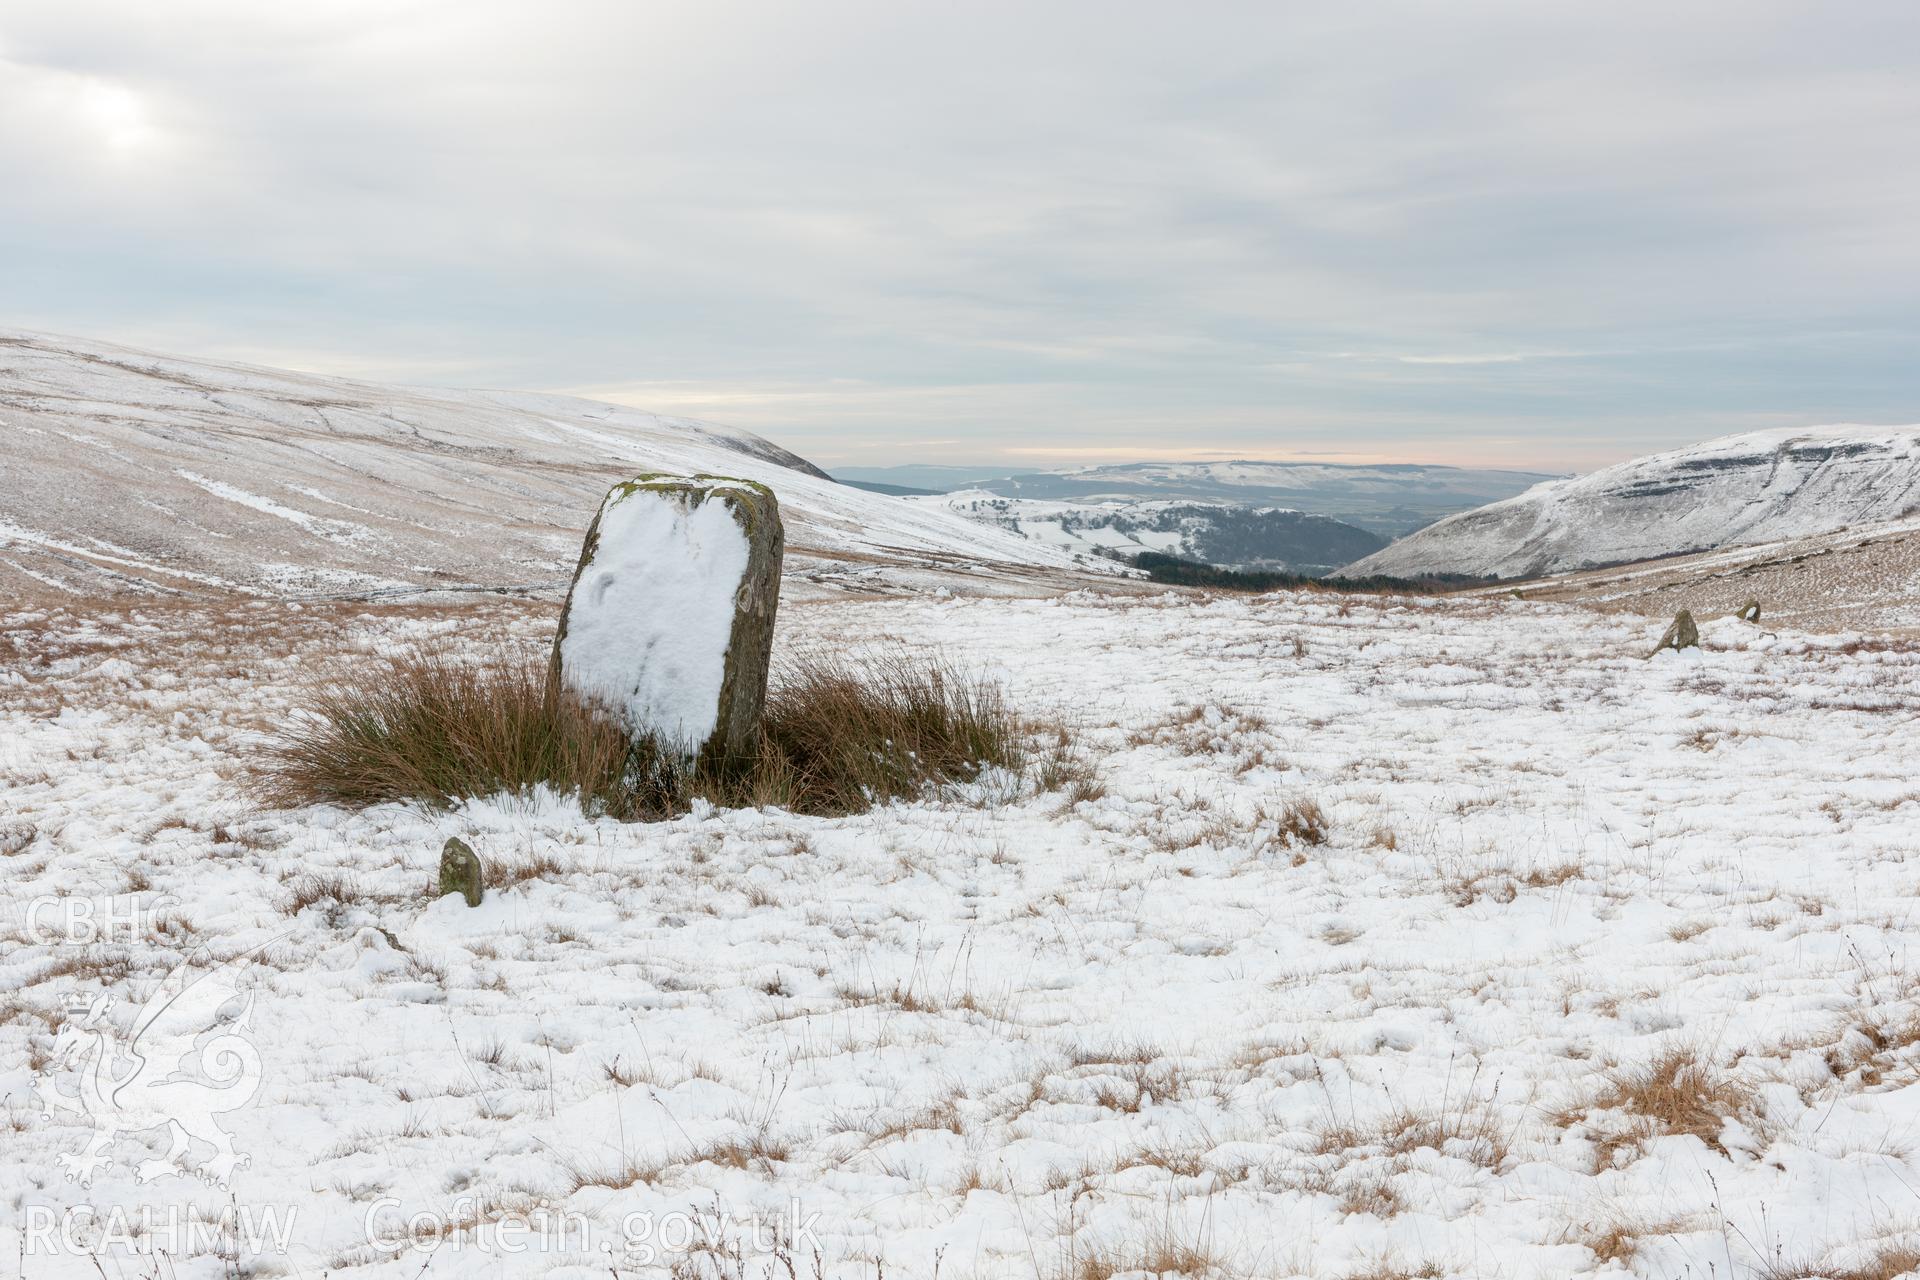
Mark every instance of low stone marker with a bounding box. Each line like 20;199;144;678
1736;599;1761;623
1646;608;1700;658
549;474;783;773
438;837;484;907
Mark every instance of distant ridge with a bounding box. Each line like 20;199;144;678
838;459;1558;539
920;491;1387;576
1337;426;1920;581
0;329;1111;601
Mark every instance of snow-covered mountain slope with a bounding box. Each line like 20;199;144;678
0;330;1111;601
1337;426;1920;581
840;459;1560;538
1476;514;1920;633
921;491;1387;574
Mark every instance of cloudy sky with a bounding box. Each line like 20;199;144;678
3;2;1916;470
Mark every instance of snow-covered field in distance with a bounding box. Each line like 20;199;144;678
4;588;1919;1277
1470;514;1920;634
914;491;1388;575
1340;425;1920;583
0;330;1116;603
836;461;1561;540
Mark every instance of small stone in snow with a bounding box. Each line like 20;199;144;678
1736;599;1761;623
438;837;484;908
1646;609;1700;658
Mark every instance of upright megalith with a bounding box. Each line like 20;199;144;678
1646;608;1700;658
549;474;783;774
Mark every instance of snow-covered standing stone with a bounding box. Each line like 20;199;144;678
549;474;783;772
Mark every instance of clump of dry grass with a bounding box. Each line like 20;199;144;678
1344;1260;1446;1280
1056;1218;1225;1280
1444;858;1581;907
257;647;641;815
1804;998;1920;1092
258;643;1036;820
1559;1045;1757;1165
1598;1047;1754;1149
1278;798;1330;848
1554;1208;1700;1266
1760;1239;1920;1280
1316;1099;1511;1172
764;648;1022;813
279;870;369;917
563;1127;791;1194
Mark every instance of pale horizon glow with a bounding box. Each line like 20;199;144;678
3;1;1918;472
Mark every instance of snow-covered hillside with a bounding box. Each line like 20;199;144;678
1339;425;1920;581
840;460;1559;538
918;491;1387;574
1475;514;1920;633
0;330;1108;601
5;589;1919;1277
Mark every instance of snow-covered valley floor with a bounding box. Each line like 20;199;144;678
4;589;1920;1279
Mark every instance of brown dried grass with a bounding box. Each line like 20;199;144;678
257;643;1034;820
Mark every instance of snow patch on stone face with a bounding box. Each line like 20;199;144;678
556;488;750;751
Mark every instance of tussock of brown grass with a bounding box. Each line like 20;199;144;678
1317;1099;1511;1171
1560;1046;1757;1163
1555;1209;1699;1266
1804;1001;1920;1091
1058;1222;1224;1280
1278;798;1330;848
1445;858;1581;907
1335;1170;1404;1219
764;648;1023;812
258;648;641;814
1342;1256;1446;1280
1130;703;1271;759
1760;1239;1920;1280
258;643;1036;820
488;849;573;891
831;1096;965;1146
1602;1047;1754;1148
279;870;367;916
561;1150;675;1193
1121;1136;1213;1179
1036;725;1105;804
562;1126;791;1194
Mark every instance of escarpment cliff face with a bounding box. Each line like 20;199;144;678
1336;427;1920;581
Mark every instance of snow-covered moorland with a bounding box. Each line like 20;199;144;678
3;587;1919;1279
